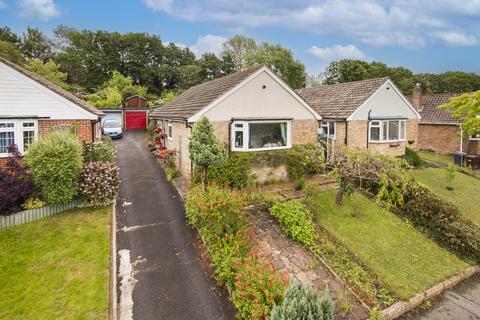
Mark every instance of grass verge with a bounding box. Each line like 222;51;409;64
415;167;480;227
417;150;453;166
306;189;470;301
0;207;110;320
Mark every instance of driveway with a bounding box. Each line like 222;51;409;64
114;131;235;320
400;273;480;320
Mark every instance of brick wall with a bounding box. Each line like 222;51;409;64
39;119;95;142
292;120;318;144
417;124;464;154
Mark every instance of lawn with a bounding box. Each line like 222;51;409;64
417;150;453;166
306;190;470;300
415;167;480;227
0;207;110;320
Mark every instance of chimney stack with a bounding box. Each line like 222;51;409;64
411;83;422;111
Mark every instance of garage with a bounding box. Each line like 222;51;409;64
125;111;147;130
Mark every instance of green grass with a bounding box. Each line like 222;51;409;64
0;207;110;320
306;190;470;300
415;167;480;227
417;150;453;166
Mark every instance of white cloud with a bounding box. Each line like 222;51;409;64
307;44;367;62
189;34;227;57
143;0;480;48
18;0;60;21
430;31;478;46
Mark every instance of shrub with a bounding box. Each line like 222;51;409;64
165;167;180;181
270;283;335;320
82;138;116;164
192;152;252;189
232;254;288;320
25;132;83;206
287;143;325;181
185;185;246;230
21;197;45;209
0;145;35;215
159;148;177;168
270;201;319;250
400;181;480;262
246;192;282;209
78;161;120;206
445;164;456;190
404;147;424;168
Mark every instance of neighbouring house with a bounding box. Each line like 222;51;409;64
408;84;479;155
149;66;321;179
99;95;149;131
297;77;421;157
0;57;103;168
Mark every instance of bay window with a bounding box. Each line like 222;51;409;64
369;119;405;143
0;120;38;157
231;120;291;151
319;121;335;140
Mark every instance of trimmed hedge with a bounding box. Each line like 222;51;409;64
192;152;252;189
400;181;480;262
287;143;325;181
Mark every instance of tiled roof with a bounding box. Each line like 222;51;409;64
0;57;103;117
408;93;462;124
296;77;389;119
149;66;263;120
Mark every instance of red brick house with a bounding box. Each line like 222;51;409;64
0;57;103;168
409;84;479;154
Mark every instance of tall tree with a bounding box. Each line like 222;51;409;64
0;26;20;44
197;52;235;81
177;64;203;90
323;60;369;85
188;116;226;191
20;27;53;61
221;35;257;71
26;58;68;88
245;43;306;89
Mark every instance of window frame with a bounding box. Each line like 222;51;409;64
319;121;336;140
0;119;38;157
368;119;406;143
230;120;292;152
167;121;173;140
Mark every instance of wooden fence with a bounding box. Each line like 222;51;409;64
0;200;80;228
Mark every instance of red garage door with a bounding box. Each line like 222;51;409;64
125;111;147;130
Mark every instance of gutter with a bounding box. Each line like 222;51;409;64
366;110;372;149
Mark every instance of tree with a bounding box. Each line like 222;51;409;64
323;59;369;84
177;64;203;90
85;71;147;108
26;58;68;88
221;35;257;71
0;26;20;44
440;90;480;136
0;40;25;65
306;74;322;88
245;43;306;89
197;52;234;81
20;27;53;61
188;117;226;191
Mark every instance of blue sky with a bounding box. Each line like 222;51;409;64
1;0;479;75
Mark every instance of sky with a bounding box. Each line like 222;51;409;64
0;0;479;75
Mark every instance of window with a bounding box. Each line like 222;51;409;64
231;120;291;151
319;121;335;140
369;120;406;143
167;121;173;139
0;120;37;157
470;134;480;140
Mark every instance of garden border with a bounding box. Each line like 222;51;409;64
379;265;479;320
0;199;80;228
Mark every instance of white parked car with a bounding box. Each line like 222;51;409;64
102;120;123;139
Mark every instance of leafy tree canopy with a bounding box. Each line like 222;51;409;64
26;58;68;89
20;27;53;61
245;43;306;89
221;35;257;71
0;40;25;65
440;91;480;136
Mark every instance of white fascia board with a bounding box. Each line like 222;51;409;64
346;80;422;121
187;66;322;122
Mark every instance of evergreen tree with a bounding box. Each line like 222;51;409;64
188;117;226;191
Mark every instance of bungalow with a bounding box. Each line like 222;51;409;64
297;77;421;157
409;84;479;155
0;57;103;168
149;66;321;177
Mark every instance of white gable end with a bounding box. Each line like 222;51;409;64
0;62;97;120
348;80;420;121
191;68;320;122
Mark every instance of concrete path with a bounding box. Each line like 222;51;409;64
114;131;235;320
400;273;480;320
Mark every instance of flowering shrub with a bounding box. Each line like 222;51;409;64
78;161;120;206
82;138;117;164
158;148;177;168
0;145;35;215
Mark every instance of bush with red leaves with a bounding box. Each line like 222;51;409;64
0;145;35;215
